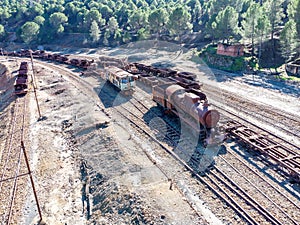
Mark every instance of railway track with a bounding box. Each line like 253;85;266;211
134;75;300;182
94;83;298;224
217;151;300;223
212;102;300;182
0;95;28;225
135;80;300;181
23;58;111;117
202;84;300;142
39;56;299;224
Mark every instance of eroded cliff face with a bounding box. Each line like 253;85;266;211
0;62;16;106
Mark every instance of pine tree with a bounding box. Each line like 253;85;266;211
90;20;100;43
263;0;284;41
241;2;260;55
211;6;239;43
280;20;298;61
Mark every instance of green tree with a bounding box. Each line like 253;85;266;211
137;27;150;40
0;24;5;41
287;0;300;35
0;8;11;25
107;17;119;33
64;1;84;31
20;21;40;44
105;17;122;45
28;2;44;20
192;0;203;31
15;6;28;21
256;13;270;60
263;0;284;41
148;8;168;35
128;10;148;31
49;12;68;34
241;2;262;55
167;6;192;37
34;15;45;26
280;20;298;61
103;29;110;46
85;8;105;31
99;4;113;20
211;6;239;43
90;20;100;43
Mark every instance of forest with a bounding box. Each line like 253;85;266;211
0;0;299;63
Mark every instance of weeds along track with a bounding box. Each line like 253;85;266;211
0;96;28;225
202;84;300;142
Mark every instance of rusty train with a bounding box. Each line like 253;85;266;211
14;61;29;95
124;62;224;144
1;49;95;70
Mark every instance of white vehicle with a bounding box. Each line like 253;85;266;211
104;66;138;95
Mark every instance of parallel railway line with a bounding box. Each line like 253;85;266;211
32;59;300;224
1;54;299;224
98;84;299;224
202;84;300;142
0;95;28;225
213;103;300;182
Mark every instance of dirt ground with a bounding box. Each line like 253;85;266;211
0;41;299;225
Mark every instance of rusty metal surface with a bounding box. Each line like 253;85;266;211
224;121;300;182
14;62;29;95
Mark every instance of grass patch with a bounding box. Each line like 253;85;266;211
280;75;300;81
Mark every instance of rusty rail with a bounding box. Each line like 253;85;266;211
222;119;300;183
114;94;287;224
0;61;43;224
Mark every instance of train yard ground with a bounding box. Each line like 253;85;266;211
0;43;299;225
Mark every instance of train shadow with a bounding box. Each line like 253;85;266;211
136;80;152;95
96;81;132;108
143;106;226;174
143;106;181;146
0;94;15;112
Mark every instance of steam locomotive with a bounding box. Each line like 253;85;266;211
124;62;224;144
152;83;224;144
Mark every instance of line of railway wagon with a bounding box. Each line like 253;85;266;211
4;49;224;144
2;49;94;70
